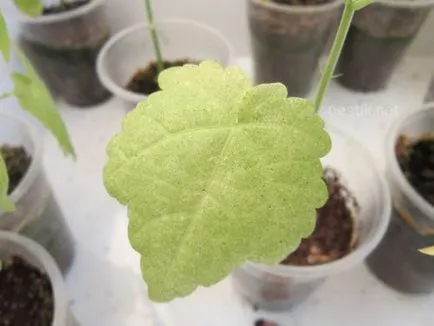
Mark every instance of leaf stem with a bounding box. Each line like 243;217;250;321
314;0;354;112
0;92;13;101
144;0;164;72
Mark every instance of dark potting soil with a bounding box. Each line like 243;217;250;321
281;168;357;266
43;0;89;15
337;26;414;92
272;0;333;5
126;59;199;96
396;134;434;206
254;319;279;326
366;134;434;294
0;256;54;326
0;145;31;195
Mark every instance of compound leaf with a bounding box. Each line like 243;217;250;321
103;61;331;302
0;154;14;212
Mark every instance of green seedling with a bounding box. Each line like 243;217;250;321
0;3;75;211
145;0;164;72
103;0;375;302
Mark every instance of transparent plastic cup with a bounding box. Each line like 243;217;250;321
248;0;343;98
17;0;111;107
0;113;75;274
232;124;391;311
96;19;233;111
337;0;434;92
367;104;434;294
0;231;78;326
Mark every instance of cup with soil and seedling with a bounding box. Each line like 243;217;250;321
247;0;343;98
0;4;76;275
16;0;112;107
367;105;434;294
336;0;434;92
96;0;232;110
0;231;79;326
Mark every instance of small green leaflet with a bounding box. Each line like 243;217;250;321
104;61;331;302
13;0;43;16
0;155;14;212
419;247;434;256
11;45;75;157
0;11;10;62
350;0;375;10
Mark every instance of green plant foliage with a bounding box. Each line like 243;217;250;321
0;155;14;212
0;11;10;62
104;61;331;302
13;0;43;16
350;0;375;10
419;247;434;256
11;46;75;158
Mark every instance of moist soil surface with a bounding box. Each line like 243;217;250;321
272;0;333;5
126;59;199;96
0;145;31;195
281;168;357;266
396;134;434;206
43;0;89;15
0;256;54;326
255;319;279;326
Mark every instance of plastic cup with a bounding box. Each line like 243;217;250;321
17;0;112;107
96;19;233;111
0;113;75;274
232;124;391;311
248;0;343;98
337;0;434;92
367;104;434;294
0;231;78;325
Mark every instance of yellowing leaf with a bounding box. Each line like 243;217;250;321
103;61;331;302
419;247;434;256
11;45;75;157
0;10;10;62
0;154;15;212
13;0;43;16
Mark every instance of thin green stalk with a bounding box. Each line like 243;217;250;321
60;0;67;8
314;0;354;112
144;0;164;72
0;92;13;101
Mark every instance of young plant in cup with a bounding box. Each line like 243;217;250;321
96;0;231;108
0;3;76;274
103;0;388;307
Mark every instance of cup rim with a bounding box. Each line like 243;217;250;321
250;0;344;13
16;0;106;24
243;123;391;279
96;19;234;106
386;103;434;218
0;231;68;325
374;0;434;8
0;112;43;205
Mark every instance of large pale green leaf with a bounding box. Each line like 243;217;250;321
0;154;14;212
11;45;75;157
103;61;331;302
13;0;43;16
0;11;10;62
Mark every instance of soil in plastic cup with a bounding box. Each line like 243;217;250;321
337;0;434;92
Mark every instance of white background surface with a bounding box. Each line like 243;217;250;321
6;57;432;326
